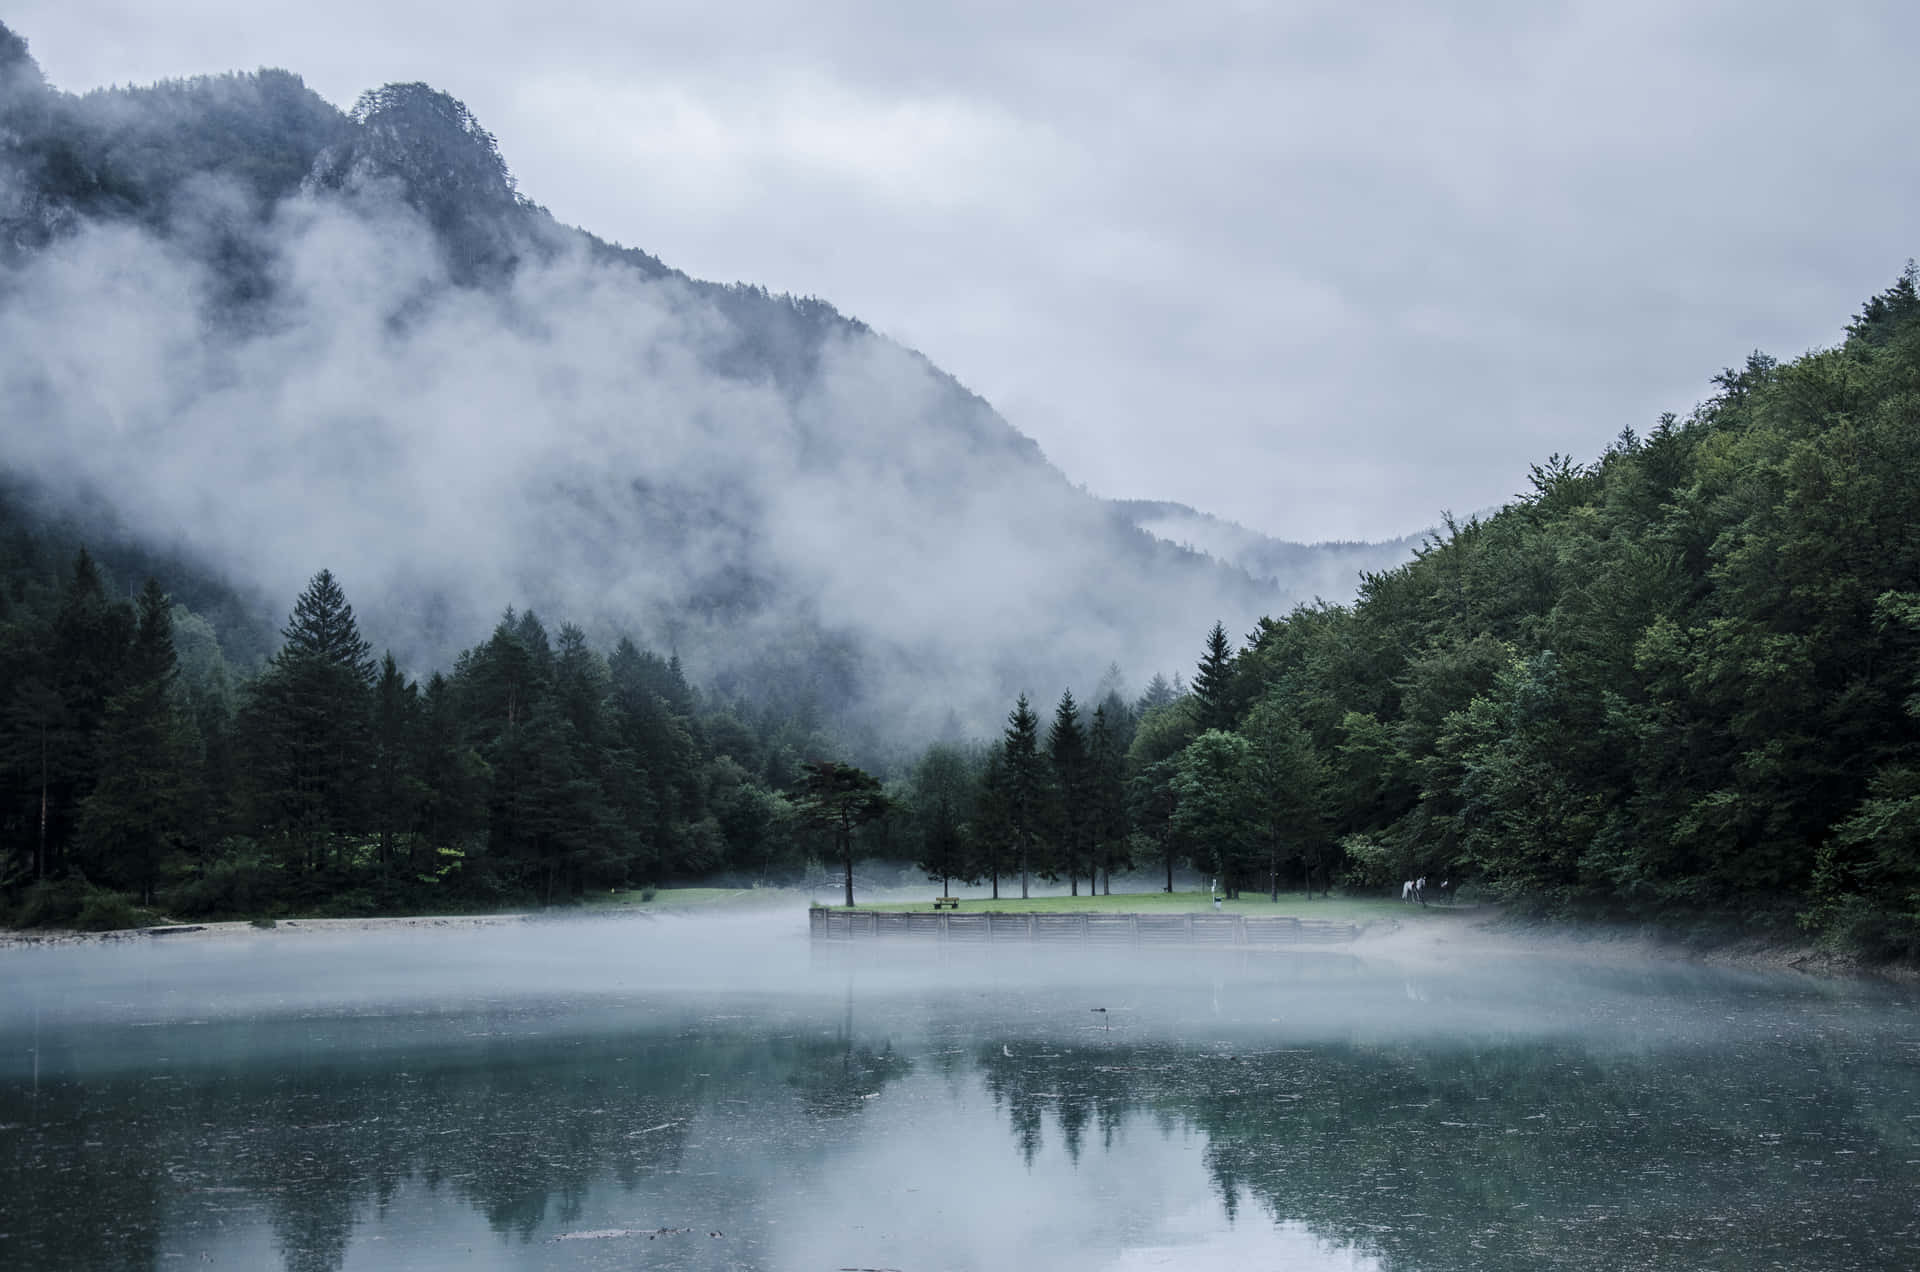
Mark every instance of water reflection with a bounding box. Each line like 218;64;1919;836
1;921;1916;1271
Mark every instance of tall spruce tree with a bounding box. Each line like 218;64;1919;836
1047;689;1090;895
1191;621;1239;733
1087;703;1131;894
972;742;1016;900
246;569;375;872
76;579;188;903
44;550;135;876
1002;693;1046;899
370;652;421;873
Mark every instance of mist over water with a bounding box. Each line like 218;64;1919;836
4;916;1917;1271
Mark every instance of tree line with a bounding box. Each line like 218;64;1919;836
0;549;898;924
6;268;1919;955
895;267;1920;959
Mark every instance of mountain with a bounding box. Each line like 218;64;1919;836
0;24;1391;747
1112;500;1425;602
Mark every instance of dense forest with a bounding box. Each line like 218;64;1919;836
902;268;1920;960
6;270;1917;960
0;536;865;926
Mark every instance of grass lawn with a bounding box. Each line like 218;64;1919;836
841;890;1461;923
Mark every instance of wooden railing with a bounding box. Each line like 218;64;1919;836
807;908;1359;946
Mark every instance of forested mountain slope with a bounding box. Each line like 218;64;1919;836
0;22;1318;748
1077;268;1920;957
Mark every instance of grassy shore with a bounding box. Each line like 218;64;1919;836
825;890;1470;923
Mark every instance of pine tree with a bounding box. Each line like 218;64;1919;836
1002;694;1045;899
371;652;422;872
76;579;188;903
794;759;889;906
246;570;375;872
1087;703;1131;894
971;743;1016;900
2;678;72;881
1047;689;1089;895
43;550;135;875
1191;621;1239;733
1135;673;1176;715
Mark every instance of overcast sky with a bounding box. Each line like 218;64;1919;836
9;1;1917;541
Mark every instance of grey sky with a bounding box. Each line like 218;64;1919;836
9;1;1917;541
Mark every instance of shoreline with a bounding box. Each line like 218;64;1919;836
2;904;1910;983
1354;907;1919;983
0;912;537;949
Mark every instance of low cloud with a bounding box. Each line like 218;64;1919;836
0;171;1270;742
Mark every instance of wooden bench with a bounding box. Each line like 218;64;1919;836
933;897;960;910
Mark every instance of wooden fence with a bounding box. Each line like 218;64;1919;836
808;909;1359;947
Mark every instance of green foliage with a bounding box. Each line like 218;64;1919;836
876;265;1920;955
907;743;977;893
6;877;147;930
1171;730;1259;895
0;543;862;921
791;759;890;906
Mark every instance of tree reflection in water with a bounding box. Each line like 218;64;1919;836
3;970;1918;1271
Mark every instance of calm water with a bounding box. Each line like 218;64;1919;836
2;913;1917;1271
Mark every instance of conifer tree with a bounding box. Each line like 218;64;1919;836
795;759;889;906
370;652;421;872
1002;693;1046;899
971;742;1016;900
1047;689;1089;895
1135;673;1177;715
76;579;188;902
43;550;135;874
910;743;974;895
246;569;375;872
1191;621;1239;733
1087;703;1131;894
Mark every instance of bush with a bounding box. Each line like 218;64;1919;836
10;877;92;928
73;890;146;931
161;851;284;918
8;879;149;930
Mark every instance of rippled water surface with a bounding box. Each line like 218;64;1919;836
2;913;1917;1270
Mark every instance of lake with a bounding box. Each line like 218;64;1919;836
2;911;1917;1270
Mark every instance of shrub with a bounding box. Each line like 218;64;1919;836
73;890;145;931
161;851;283;919
10;878;92;928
